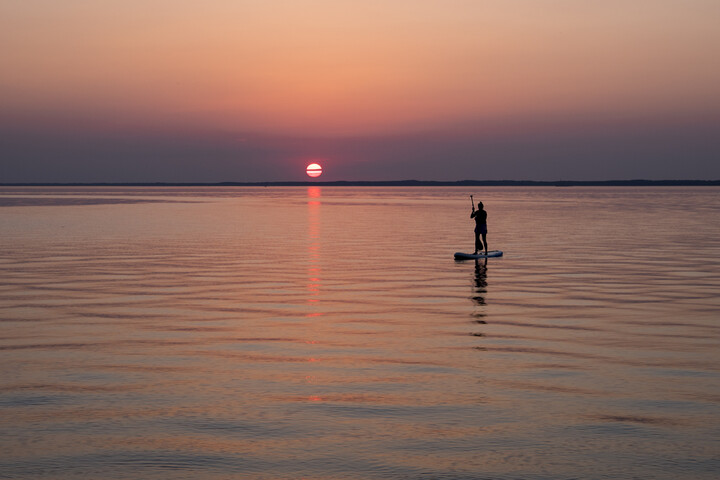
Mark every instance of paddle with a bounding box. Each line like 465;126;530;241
470;194;475;211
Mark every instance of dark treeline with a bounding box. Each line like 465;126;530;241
3;180;719;187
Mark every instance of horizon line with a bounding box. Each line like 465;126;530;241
1;179;719;187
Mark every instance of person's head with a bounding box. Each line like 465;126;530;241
478;201;484;209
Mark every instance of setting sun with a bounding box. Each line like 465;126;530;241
306;163;323;178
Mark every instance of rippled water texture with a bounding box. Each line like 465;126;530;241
1;186;719;479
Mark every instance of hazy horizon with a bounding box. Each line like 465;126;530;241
2;1;719;182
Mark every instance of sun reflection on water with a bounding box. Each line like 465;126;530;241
306;187;324;402
307;187;322;305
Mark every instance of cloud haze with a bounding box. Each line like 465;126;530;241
1;0;719;182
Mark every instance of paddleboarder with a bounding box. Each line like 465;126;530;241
471;200;488;255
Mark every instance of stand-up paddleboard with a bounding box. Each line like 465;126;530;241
454;250;503;260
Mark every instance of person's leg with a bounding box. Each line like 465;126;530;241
474;231;481;254
481;233;488;254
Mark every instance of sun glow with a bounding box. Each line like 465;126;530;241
306;163;323;178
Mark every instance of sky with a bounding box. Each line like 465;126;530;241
1;0;719;182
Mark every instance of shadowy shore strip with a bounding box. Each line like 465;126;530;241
2;180;719;187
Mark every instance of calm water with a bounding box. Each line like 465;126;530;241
1;186;719;479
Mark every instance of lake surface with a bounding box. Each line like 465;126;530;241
1;186;719;479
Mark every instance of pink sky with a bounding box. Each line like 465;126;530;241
1;1;719;181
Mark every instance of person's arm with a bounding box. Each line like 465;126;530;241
471;209;476;218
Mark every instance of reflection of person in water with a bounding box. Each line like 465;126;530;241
471;201;488;255
472;258;488;306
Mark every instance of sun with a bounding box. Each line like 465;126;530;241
306;163;323;178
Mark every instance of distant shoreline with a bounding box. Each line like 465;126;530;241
2;180;719;187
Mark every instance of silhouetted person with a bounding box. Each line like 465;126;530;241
471;201;488;255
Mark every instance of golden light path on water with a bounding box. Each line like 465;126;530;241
0;186;718;479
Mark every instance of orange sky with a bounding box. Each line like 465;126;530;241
2;0;719;136
1;1;720;182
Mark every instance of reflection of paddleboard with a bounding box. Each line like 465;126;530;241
454;250;503;260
